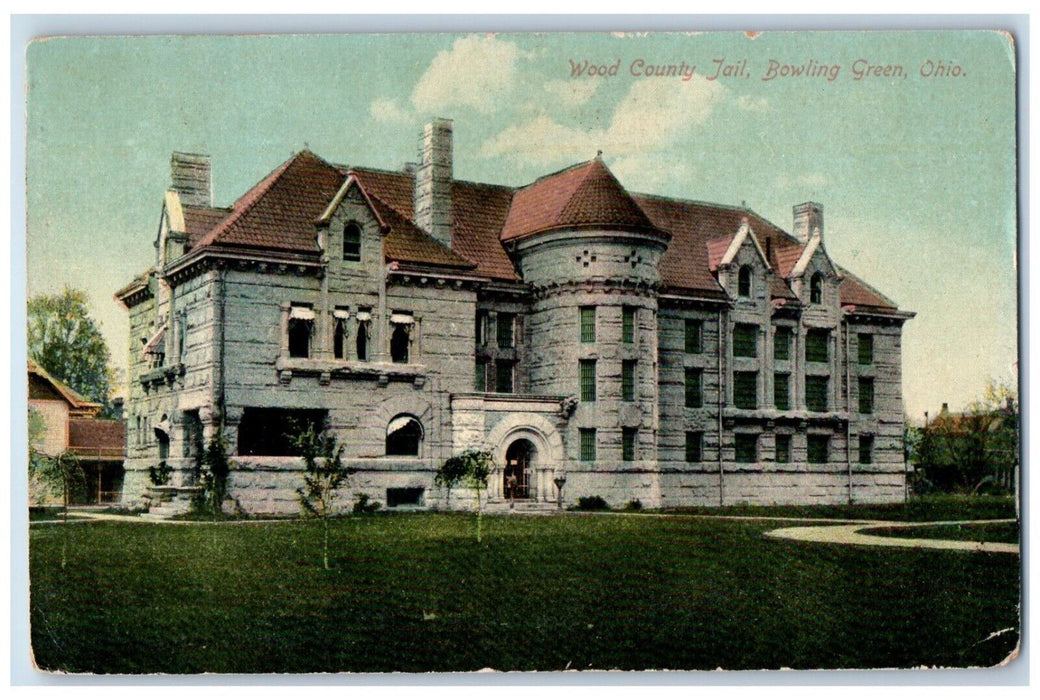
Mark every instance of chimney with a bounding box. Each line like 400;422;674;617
792;202;823;245
414;119;453;249
171;152;212;207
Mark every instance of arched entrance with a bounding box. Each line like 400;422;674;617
504;439;535;500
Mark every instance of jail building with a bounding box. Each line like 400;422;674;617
116;119;914;513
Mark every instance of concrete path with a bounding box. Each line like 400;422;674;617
764;519;1019;554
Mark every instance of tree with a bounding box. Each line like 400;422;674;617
440;449;494;543
294;427;351;570
28;288;113;413
29;410;86;569
434;452;469;509
194;434;231;517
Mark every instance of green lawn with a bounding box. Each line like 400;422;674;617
29;510;1020;673
666;493;1018;521
866;522;1020;544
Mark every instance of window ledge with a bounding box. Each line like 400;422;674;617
722;408;849;427
140;363;185;389
275;356;427;387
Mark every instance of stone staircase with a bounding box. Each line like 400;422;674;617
484;499;563;515
141;485;202;520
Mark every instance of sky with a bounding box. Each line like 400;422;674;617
23;30;1017;419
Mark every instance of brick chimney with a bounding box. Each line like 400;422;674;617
792;202;823;245
414;119;453;249
170;152;211;207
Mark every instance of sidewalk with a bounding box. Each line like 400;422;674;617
764;519;1019;554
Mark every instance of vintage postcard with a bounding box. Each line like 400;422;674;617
24;28;1019;675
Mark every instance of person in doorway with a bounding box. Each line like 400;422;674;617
506;472;518;507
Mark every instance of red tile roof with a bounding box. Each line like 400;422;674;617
68;418;125;460
501;159;662;243
166;149;902;313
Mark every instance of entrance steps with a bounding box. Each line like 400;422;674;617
484;499;563;515
141;485;201;520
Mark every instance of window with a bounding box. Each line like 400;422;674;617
238;408;327;456
389;312;414;364
775;434;791;464
734;371;758;410
343;222;362;262
858;334;874;365
806;328;830;363
475;310;489;346
475;359;487;392
735;433;758;463
807;434;829;464
685;368;703;408
622;360;636;402
738;265;753;298
580;306;596;343
387;487;424;507
734;324;758;357
685;319;703;354
774;326;791;361
858;378;875;415
774;373;790;411
806;376;829;412
580;360;596;402
333;308;349;360
622;307;636;344
858;435;874;464
622;428;637;462
355;313;370;361
386;414;423;456
288;304;315;358
580;428;597;462
497;313;515;349
495;361;514;394
685;431;703;463
810;272;824;304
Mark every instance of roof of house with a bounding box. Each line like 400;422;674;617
27;359;101;416
158;147;902;312
68;418;125;461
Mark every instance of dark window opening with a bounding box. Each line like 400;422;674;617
858;435;874;465
734;371;758;410
387;487;424;507
288;318;312;359
356;317;370;361
734;324;758;357
622;307;636;344
622;360;636;402
475;310;489;345
495;361;514;393
343;222;362;262
579;428;597;462
808;434;829;464
859;378;875;414
775;434;791;463
685;319;703;354
810;272;823;304
806;375;829;412
622;428;637;462
390;324;410;364
334;317;347;359
738;265;753;298
475;359;487;391
858;333;874;365
685;431;703;463
774;373;790;411
774;326;791;361
497;313;515;349
685;368;703;408
580;360;596;402
238;408;328;456
580;306;596;343
806;328;830;363
735;433;758;463
386;415;423;456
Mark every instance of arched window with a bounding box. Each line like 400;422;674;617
386;415;423;456
810;272;824;304
389;312;414;364
343;222;362;262
333;316;347;360
356;312;370;361
738;265;753;298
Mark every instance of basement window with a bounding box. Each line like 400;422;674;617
387;487;424;508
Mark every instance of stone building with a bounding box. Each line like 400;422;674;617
116;119;914;513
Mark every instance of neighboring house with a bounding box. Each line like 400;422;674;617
28;360;126;505
116;119;913;513
916;401;1018;494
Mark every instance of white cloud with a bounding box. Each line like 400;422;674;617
411;35;526;115
735;94;771;113
369;97;411;124
481;76;727;172
543;79;599;106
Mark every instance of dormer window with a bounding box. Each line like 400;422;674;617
810;272;823;304
343;222;362;262
738;265;753;298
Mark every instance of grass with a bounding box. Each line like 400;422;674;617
665;493;1018;522
866;522;1020;544
29;509;1020;673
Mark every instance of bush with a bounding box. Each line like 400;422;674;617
576;495;609;511
352;493;382;514
149;461;172;486
624;499;643;511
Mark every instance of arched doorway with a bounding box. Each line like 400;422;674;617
504;439;535;500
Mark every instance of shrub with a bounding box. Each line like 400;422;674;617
149;461;172;486
624;499;643;511
352;493;382;514
577;495;609;511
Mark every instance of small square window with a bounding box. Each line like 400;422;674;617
808;434;829;464
735;433;758;463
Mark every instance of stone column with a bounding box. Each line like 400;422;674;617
223;406;245;456
200;404;222;445
279;302;290;357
